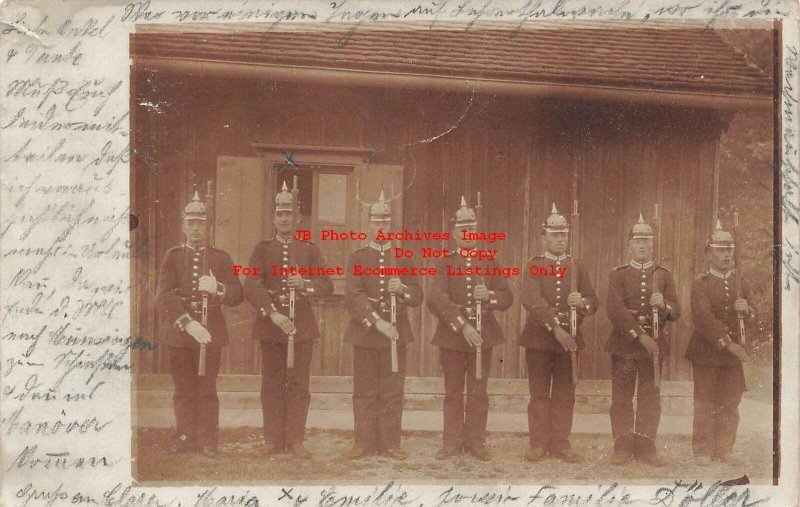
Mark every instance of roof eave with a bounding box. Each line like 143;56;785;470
135;56;773;111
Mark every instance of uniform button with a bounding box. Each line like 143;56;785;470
467;285;472;289
556;280;562;285
282;264;288;268
380;280;385;284
283;257;288;261
466;277;472;281
193;288;197;292
193;271;198;276
379;258;384;263
641;282;646;286
556;287;561;291
467;293;472;297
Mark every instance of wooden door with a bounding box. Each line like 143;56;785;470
215;156;269;374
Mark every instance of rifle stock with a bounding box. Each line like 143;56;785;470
475;192;483;381
569;195;579;385
652;204;661;388
388;186;399;373
199;181;214;377
733;210;746;346
287;175;299;369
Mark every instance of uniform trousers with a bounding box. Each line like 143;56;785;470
260;340;313;449
440;347;493;451
691;362;746;459
352;345;407;452
610;354;661;456
526;349;576;452
168;346;223;448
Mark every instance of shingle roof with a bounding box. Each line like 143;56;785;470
132;26;772;97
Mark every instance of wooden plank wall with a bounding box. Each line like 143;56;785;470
132;70;726;380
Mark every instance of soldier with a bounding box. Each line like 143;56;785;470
343;191;423;460
428;196;513;461
605;214;681;467
519;204;598;463
686;220;754;466
244;182;333;458
155;191;244;457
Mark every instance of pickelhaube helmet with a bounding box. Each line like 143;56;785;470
707;219;734;249
630;213;655;239
454;196;477;227
183;190;207;221
369;190;391;222
543;203;569;233
275;181;293;212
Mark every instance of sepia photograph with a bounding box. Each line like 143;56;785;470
129;20;779;485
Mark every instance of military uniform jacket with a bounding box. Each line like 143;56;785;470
344;243;423;349
686;269;754;367
605;261;681;359
156;244;244;348
427;253;513;351
518;253;598;352
244;237;334;343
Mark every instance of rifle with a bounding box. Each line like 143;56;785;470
733;209;746;345
199;181;214;377
569;178;580;385
287;175;299;369
388;188;399;374
651;204;661;388
474;192;483;381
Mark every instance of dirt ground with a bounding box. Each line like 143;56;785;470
134;428;774;486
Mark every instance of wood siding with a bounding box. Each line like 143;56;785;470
132;71;729;380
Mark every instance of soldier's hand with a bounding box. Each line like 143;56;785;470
473;284;490;301
198;271;218;294
650;292;665;309
637;334;659;356
727;343;748;362
734;299;749;313
461;323;483;347
269;311;296;335
185;320;212;345
286;274;305;289
387;277;404;294
554;326;578;352
375;319;399;341
567;292;583;308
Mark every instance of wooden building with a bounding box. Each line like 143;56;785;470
131;23;772;384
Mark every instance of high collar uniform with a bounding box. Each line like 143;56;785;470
427;251;513;453
687;268;754;461
605;260;681;359
343;242;423;454
156;244;244;347
244;237;334;343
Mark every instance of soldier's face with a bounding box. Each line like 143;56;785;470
455;224;477;249
629;238;654;262
709;247;734;271
182;219;206;246
369;221;388;241
273;211;293;237
543;231;568;255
